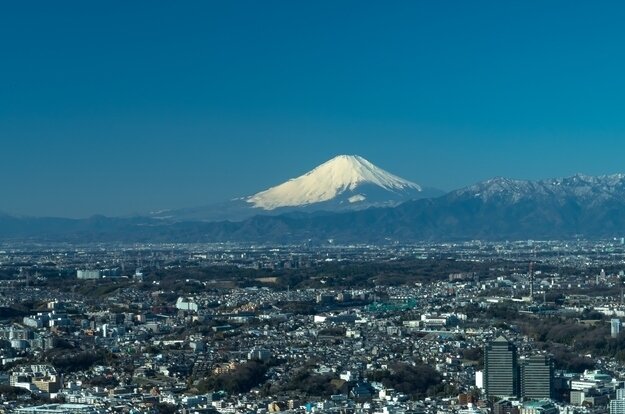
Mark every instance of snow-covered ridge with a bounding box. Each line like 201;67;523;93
246;155;422;210
456;173;625;203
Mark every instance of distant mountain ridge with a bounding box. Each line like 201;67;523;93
455;174;625;205
3;172;625;243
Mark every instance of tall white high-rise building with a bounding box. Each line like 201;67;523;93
612;319;621;339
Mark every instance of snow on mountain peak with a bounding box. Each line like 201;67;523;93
246;155;422;210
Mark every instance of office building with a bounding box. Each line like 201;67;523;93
520;354;554;400
485;336;519;398
612;319;621;339
611;389;625;414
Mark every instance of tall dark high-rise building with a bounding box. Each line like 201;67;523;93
520;354;554;400
485;336;519;398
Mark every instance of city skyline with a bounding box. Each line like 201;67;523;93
5;2;625;217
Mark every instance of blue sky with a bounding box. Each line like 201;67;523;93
3;1;625;217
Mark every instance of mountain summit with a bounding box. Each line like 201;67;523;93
246;155;423;210
148;155;440;222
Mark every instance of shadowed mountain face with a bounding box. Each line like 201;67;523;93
3;173;625;243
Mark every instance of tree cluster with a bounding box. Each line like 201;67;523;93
271;369;343;397
198;361;269;394
366;362;442;398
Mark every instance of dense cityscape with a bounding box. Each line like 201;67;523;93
1;241;625;413
6;2;625;414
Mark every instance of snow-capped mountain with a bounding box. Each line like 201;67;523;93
246;155;426;210
151;155;441;222
6;172;625;242
451;173;625;205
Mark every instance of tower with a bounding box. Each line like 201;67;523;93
612;319;621;339
484;336;519;398
529;262;535;300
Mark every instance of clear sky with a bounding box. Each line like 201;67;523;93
3;1;625;217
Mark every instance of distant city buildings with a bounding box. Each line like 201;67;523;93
10;365;61;396
5;240;625;412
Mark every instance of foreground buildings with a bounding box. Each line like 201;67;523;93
0;240;624;413
484;337;555;401
484;336;519;399
520;354;554;401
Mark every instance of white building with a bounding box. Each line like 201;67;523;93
175;297;199;312
76;270;100;280
14;404;101;414
248;348;272;362
475;371;484;389
612;319;621;338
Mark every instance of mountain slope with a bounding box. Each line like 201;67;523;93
207;174;625;242
246;154;423;210
153;155;438;221
140;173;625;242
5;173;625;243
